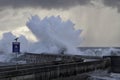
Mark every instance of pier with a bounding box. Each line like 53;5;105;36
0;57;110;80
0;52;120;80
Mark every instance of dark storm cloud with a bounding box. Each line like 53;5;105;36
103;0;120;12
0;0;91;9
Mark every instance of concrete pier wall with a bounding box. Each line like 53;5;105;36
0;58;110;80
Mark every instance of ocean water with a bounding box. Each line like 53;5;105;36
88;70;120;80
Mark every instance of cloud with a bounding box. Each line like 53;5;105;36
0;8;29;31
0;0;91;9
1;0;120;12
103;0;120;12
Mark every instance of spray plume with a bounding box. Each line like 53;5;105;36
27;15;82;54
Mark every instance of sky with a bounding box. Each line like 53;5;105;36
0;0;120;47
